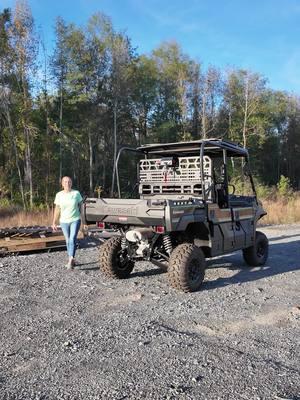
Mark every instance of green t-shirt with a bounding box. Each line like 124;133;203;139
54;190;83;223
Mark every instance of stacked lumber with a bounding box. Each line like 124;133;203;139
0;226;83;255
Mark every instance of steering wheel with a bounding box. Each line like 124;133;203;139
228;184;236;195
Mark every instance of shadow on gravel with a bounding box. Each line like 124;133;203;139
77;237;102;250
76;262;100;271
79;237;299;289
75;261;98;267
130;267;165;278
267;233;300;242
203;240;300;291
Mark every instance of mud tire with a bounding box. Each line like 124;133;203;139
99;236;134;279
243;231;269;266
168;243;206;292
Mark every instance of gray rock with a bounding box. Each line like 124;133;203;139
0;225;299;399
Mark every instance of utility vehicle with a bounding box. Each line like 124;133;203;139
82;138;268;292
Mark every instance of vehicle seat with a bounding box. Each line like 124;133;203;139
216;184;228;208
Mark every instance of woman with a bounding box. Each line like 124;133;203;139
52;176;83;269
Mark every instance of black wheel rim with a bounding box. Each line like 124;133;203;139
189;259;201;283
117;250;131;271
257;241;266;259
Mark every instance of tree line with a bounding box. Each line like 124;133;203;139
0;1;300;209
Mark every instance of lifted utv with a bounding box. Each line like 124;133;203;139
82;138;268;292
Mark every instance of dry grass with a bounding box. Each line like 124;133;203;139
1;196;300;228
0;208;53;228
261;197;300;225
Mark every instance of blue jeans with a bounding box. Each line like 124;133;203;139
60;219;81;257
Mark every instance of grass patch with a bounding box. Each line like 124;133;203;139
1;195;300;228
0;207;53;228
261;196;300;225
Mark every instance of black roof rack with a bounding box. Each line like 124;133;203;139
137;138;248;157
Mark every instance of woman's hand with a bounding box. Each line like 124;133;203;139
52;206;60;232
52;223;58;232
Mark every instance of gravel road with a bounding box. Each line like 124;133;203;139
0;225;299;400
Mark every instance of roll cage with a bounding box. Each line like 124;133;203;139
115;138;257;204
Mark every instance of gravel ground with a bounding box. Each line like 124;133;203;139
0;225;299;400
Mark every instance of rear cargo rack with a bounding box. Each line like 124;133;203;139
139;156;212;196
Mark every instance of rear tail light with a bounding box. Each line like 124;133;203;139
154;225;165;234
97;221;106;229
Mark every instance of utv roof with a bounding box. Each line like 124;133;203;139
137;138;248;157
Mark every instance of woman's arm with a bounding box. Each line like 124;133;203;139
52;205;60;231
78;197;88;234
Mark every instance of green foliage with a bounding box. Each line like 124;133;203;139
229;174;277;200
151;121;179;143
230;175;252;196
1;2;300;213
255;182;277;200
277;175;293;198
0;197;11;208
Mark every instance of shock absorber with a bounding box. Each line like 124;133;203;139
163;234;173;255
121;236;127;250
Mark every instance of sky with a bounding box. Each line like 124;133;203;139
2;0;300;94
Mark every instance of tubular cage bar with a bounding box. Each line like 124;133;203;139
114;139;255;201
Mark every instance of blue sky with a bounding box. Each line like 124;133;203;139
2;0;300;94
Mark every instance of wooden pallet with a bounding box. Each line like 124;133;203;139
0;226;61;239
0;231;84;254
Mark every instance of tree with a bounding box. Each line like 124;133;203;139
253;90;288;185
0;7;27;207
129;55;158;144
223;69;267;148
105;30;135;195
10;0;38;208
0;8;12;170
189;61;201;138
199;65;222;138
1;3;300;206
151;41;193;142
281;95;300;188
51;17;70;183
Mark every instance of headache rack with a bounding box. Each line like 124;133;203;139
139;155;212;197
